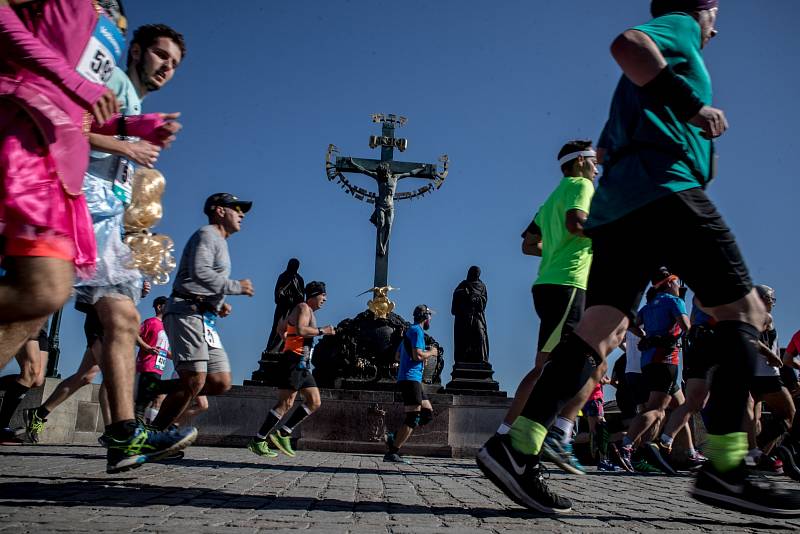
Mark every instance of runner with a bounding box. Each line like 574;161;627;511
746;285;794;472
0;0;123;368
656;296;713;470
498;139;599;476
0;325;48;444
477;1;800;515
248;281;335;458
151;193;255;431
134;296;171;423
384;305;440;464
778;328;800;480
582;377;621;472
619;268;689;475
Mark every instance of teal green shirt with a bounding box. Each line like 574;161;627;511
533;176;594;290
588;12;713;229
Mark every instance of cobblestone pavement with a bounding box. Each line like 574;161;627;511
0;445;798;533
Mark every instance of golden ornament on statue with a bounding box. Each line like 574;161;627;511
357;286;397;319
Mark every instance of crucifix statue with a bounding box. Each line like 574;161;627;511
326;114;448;294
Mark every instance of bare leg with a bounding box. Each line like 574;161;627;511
98;383;111;427
626;391;672;446
175;395;208;426
41;345;101;413
93;297;139;423
662;379;709;440
152;371;208;429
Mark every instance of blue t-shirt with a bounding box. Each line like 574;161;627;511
640;292;687;366
397;324;426;382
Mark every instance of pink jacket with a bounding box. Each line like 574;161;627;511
0;0;110;195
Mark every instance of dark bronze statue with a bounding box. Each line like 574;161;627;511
265;258;305;352
451;265;489;363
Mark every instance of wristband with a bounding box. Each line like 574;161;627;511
318;328;323;336
642;66;704;122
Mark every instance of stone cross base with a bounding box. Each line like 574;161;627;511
441;361;507;397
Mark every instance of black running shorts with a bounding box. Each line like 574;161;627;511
585;188;752;319
398;380;426;406
532;284;586;352
751;376;783;397
642;363;679;395
277;353;317;391
682;324;717;381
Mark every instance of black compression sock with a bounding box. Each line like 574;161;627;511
258;409;281;438
281;404;313;434
0;381;30;429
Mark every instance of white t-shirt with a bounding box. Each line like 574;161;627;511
624;331;642;374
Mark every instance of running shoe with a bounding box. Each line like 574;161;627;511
475;433;572;514
777;440;800;482
685;451;708;472
22;408;46;443
105;425;197;474
597;459;623;472
0;427;23;445
615;444;635;473
691;462;800;517
633;454;663;474
540;433;586;475
383;452;411;464
247;438;278;458
643;442;677;475
754;454;784;475
269;432;296;458
385;431;396;450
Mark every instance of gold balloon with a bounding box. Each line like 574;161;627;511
123;168;175;285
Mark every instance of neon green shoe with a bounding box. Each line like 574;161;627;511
247;438;278;458
269;432;296;457
22;408;46;443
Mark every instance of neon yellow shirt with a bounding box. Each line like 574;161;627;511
533;176;594;289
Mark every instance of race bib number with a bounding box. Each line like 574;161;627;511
112;154;134;205
154;349;168;372
202;312;222;349
75;14;124;84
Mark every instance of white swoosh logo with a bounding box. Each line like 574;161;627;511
705;472;745;495
502;442;526;476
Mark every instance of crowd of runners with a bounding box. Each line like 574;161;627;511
1;0;800;520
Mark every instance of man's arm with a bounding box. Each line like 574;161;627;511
295;304;335;337
396;166;426;180
521;231;543;256
565;209;588;237
677;314;691;333
610;29;727;138
349;158;377;177
414;346;439;361
88;133;162;168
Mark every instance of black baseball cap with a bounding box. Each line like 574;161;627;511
203;193;253;216
305;281;327;298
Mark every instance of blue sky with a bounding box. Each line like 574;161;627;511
5;1;799;398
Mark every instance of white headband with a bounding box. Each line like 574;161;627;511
558;149;596;166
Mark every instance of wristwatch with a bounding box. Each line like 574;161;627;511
318;328;324;336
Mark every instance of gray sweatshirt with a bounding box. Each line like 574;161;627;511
170;225;242;311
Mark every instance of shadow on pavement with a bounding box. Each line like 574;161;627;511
0;478;794;529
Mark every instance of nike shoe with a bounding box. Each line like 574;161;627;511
476;433;572;514
643;442;676;475
269;432;296;458
0;427;23;445
105;425;197;474
691;462;800;517
616;444;635;473
597;459;623;472
22;408;46;443
247;438;278;458
540;433;586;475
383;452;411;464
777;440;800;482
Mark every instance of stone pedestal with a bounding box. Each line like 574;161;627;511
245;350;283;387
441;361;506;397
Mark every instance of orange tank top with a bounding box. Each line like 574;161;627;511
284;324;311;357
